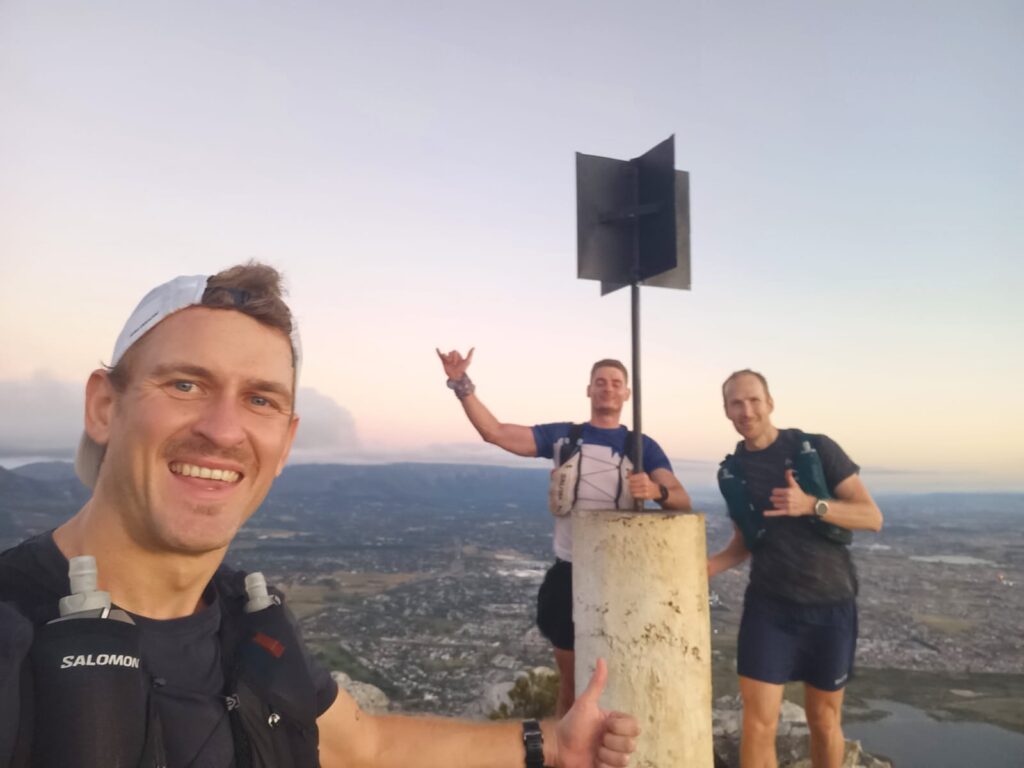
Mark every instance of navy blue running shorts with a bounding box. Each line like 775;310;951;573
536;559;574;651
737;591;858;692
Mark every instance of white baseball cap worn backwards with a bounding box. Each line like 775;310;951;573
74;274;302;488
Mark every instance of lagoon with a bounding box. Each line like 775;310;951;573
909;555;998;566
845;699;1024;768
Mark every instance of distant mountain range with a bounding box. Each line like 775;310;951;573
266;461;549;506
2;461;1021;547
0;461;555;544
0;461;90;506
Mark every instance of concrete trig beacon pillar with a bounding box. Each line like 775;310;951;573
573;135;706;762
573;509;713;768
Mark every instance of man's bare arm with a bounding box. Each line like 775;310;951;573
317;659;640;768
316;695;549;768
707;524;750;578
437;348;537;457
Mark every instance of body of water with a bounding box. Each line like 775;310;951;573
845;699;1024;768
909;554;999;566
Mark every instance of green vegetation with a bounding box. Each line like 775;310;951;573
311;642;400;699
488;669;559;720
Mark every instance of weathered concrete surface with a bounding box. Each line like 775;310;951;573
573;509;713;768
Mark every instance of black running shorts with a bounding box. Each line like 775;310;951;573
536;559;574;651
737;590;858;692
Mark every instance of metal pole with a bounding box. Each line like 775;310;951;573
630;282;644;510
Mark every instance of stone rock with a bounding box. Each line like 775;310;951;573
777;699;809;737
490;653;518;670
470;665;559;719
478;680;515;716
713;708;742;738
331;670;389;714
780;699;808;724
785;739;891;768
711;699;892;768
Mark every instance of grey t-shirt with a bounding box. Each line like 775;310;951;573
732;428;860;604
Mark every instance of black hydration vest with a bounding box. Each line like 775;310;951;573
717;430;853;551
0;544;322;768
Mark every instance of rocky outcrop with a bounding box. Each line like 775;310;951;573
332;668;894;767
713;695;893;768
331;670;390;713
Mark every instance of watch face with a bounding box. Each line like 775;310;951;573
815;500;829;517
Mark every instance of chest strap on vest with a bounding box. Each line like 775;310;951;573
718;455;765;551
216;568;321;768
555;424;637;511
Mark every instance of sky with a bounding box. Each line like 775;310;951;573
1;1;1021;493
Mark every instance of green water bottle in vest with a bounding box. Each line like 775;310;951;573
793;438;852;545
794;440;829;498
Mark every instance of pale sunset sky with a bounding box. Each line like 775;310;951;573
1;1;1021;493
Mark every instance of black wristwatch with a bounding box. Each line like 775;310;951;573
657;483;669;503
522;719;544;768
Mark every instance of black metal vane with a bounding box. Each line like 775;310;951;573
576;135;691;509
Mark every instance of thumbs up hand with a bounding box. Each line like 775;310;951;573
555;658;640;768
766;469;815;517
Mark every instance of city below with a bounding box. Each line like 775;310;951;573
2;460;1022;763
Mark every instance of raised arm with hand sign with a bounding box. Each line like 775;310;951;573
437;346;474;381
436;347;538;457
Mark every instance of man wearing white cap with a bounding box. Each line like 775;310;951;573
0;262;639;768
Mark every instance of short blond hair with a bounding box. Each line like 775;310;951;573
721;369;771;405
590;359;628;383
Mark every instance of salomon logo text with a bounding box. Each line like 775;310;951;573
60;654;141;670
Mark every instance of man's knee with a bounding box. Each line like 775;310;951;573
740;697;781;735
805;700;842;738
739;677;784;730
742;703;779;733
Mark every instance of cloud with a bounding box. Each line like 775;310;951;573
290;386;360;456
0;373;83;458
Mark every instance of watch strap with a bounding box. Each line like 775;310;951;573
521;718;544;768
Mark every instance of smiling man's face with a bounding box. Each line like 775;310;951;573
723;372;774;445
87;307;298;555
587;365;630;418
